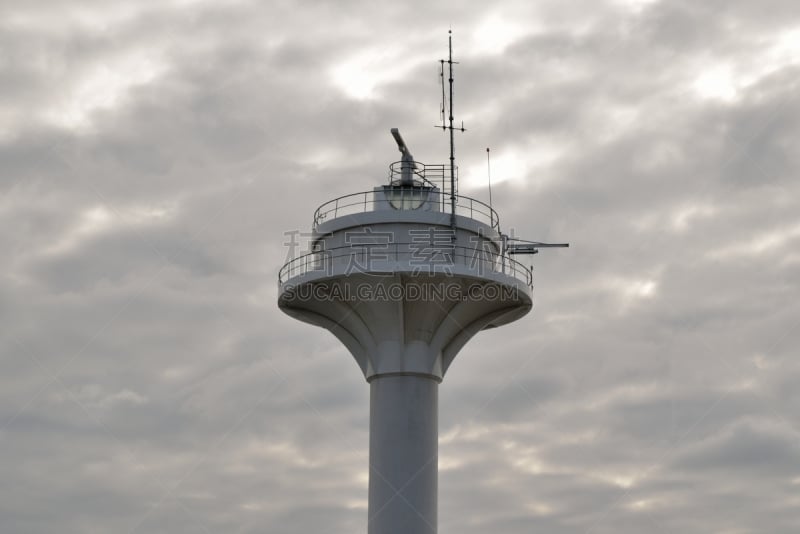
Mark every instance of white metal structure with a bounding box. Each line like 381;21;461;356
278;137;537;533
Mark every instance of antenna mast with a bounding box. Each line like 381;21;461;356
486;147;493;226
439;30;465;229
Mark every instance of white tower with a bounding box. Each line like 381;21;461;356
279;139;534;534
278;36;566;534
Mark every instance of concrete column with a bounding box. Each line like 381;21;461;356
368;375;438;534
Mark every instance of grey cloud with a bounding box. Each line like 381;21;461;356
2;0;800;532
674;420;800;474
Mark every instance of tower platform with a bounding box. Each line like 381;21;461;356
278;162;533;382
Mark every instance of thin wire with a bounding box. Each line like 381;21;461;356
486;147;493;212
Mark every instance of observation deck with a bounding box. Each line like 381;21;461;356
277;158;534;382
278;161;534;291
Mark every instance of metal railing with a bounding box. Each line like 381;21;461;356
313;190;500;230
278;242;532;287
311;160;499;230
387;161;451;190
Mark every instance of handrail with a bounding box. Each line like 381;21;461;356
278;242;532;288
313;190;500;231
387;161;449;188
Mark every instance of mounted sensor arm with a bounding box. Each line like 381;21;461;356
504;237;569;255
390;128;416;186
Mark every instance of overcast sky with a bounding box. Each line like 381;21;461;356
2;0;799;532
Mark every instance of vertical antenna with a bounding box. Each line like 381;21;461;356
439;61;446;129
486;147;493;227
437;30;466;230
448;31;456;229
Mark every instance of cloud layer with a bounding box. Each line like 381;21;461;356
2;0;799;532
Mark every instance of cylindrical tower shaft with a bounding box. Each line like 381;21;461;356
368;375;438;534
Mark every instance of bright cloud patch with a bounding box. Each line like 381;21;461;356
45;51;167;130
42;202;176;256
692;28;800;103
611;0;659;12
462;143;564;190
670;202;718;232
709;221;800;259
330;47;426;100
471;14;532;55
693;64;739;102
43;205;114;255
